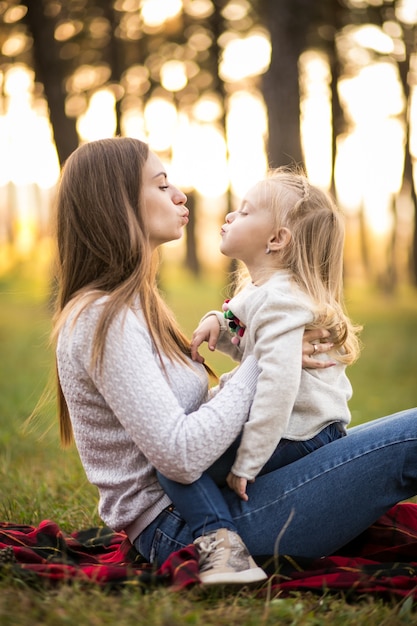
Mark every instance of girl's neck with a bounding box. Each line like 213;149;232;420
249;266;280;286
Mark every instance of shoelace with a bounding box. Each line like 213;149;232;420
197;536;225;572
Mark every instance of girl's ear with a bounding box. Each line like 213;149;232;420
268;227;291;252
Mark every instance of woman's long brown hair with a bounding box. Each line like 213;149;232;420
53;137;214;446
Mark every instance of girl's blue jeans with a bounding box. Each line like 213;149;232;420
135;409;417;565
156;422;346;540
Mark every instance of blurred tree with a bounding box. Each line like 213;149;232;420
0;0;417;286
258;0;316;168
395;9;417;286
25;0;78;164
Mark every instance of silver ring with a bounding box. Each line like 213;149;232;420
313;344;318;354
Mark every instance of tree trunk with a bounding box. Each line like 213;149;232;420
397;37;417;285
25;0;79;165
101;0;122;136
258;0;316;168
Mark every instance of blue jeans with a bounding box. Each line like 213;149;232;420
135;408;417;565
156;422;346;539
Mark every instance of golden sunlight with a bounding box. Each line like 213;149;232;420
141;0;182;27
160;60;188;92
77;89;117;141
144;97;178;151
172;115;229;197
0;65;59;259
226;90;268;199
299;51;332;189
336;61;405;234
219;30;271;82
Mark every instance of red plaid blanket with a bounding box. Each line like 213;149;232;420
2;503;417;597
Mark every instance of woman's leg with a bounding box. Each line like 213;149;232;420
227;408;417;558
140;408;417;564
154;470;267;584
156;470;238;539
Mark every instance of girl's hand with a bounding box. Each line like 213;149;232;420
227;472;249;501
191;315;221;362
302;328;335;369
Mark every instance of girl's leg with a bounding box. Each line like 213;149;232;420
259;422;345;475
208;422;345;484
156;470;238;539
141;408;417;564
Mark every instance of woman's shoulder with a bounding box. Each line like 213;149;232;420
59;295;148;342
62;294;108;329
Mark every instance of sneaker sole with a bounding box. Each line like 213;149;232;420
200;567;267;585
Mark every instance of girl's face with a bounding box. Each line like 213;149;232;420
142;151;189;249
220;183;276;267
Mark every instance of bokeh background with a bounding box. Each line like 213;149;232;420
1;0;417;288
0;0;416;437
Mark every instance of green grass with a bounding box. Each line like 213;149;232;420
1;258;417;624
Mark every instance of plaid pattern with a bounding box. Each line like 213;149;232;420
2;503;417;596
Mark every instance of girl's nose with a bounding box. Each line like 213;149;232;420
225;212;235;223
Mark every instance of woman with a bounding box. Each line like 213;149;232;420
54;137;417;583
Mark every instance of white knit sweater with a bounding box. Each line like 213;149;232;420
56;299;259;542
205;270;352;481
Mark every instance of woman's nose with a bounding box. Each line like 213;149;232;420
174;188;187;205
225;212;234;223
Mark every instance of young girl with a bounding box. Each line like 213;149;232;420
157;168;362;583
53;137;417;590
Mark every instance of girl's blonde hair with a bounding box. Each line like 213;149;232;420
237;167;361;363
53;137;212;447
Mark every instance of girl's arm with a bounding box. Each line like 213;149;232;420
191;311;243;362
191;312;335;367
230;295;312;481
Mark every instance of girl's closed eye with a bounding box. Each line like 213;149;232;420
159;185;169;191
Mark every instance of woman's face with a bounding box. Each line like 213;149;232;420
142;151;188;249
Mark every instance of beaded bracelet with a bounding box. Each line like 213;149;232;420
222;299;246;345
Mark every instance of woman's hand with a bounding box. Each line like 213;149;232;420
191;315;221;362
302;328;335;369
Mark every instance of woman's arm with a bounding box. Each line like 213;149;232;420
73;307;259;484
